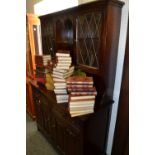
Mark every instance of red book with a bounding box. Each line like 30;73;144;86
66;76;93;85
70;91;97;96
67;87;96;92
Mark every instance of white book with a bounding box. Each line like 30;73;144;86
57;99;68;103
57;56;71;61
53;78;66;82
56;52;70;57
54;90;67;95
53;74;65;79
53;69;73;77
53;66;74;73
54;85;67;89
55;66;70;70
69;100;95;106
53;71;65;76
70;96;95;100
56;94;68;98
69;104;94;108
56;64;71;67
53;68;68;73
54;83;66;87
57;60;71;64
70;109;94;114
70;111;93;117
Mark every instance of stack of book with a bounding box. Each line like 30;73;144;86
35;55;53;87
66;76;97;117
35;55;51;66
52;51;74;103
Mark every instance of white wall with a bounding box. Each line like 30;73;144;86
26;0;43;13
106;0;129;155
27;0;97;15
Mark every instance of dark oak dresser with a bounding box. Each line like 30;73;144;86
31;1;125;155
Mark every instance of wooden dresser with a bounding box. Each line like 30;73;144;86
31;0;125;155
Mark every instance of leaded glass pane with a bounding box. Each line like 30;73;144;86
76;12;102;68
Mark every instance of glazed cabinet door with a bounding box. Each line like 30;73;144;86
76;11;103;70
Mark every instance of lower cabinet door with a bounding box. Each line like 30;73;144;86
49;115;56;142
64;128;82;155
55;118;65;154
41;95;51;137
33;95;43;128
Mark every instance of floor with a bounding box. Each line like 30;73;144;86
26;114;59;155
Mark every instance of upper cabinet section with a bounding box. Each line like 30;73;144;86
39;0;124;97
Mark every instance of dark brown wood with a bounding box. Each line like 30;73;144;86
34;1;125;155
111;27;129;155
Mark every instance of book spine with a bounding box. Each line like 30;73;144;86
70;92;97;95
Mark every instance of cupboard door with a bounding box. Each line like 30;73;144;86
49;113;56;142
33;94;43;128
40;95;51;137
55;118;65;154
40;17;55;56
64;128;82;155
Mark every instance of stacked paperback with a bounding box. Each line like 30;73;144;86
52;51;74;103
66;76;97;117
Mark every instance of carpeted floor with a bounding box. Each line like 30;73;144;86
26;114;59;155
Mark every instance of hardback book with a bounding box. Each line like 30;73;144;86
57;60;72;64
53;66;74;74
54;85;67;89
70;91;97;95
66;76;93;85
56;94;68;100
56;63;71;67
70;111;93;117
35;55;51;63
67;84;93;88
70;109;94;114
53;69;74;77
57;99;68;103
69;104;94;110
69;100;95;106
55;66;70;70
53;71;65;76
56;52;70;57
67;87;96;92
70;95;95;101
54;83;67;87
54;89;67;94
57;56;71;61
53;71;74;79
53;78;66;82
